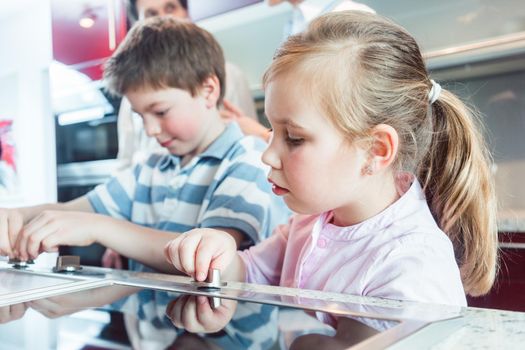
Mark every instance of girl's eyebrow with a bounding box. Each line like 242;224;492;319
285;120;306;130
272;119;306;130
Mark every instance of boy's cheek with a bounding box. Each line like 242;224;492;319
166;118;200;141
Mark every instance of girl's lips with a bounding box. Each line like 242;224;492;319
272;184;289;196
268;178;289;196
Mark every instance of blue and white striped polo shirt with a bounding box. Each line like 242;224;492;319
87;122;290;272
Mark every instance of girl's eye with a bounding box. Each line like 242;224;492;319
285;135;304;146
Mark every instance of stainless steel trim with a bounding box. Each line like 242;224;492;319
57;159;124;186
424;31;525;59
425;31;525;72
499;242;525;249
0;277;112;307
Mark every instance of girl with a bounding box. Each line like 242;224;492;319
165;11;497;309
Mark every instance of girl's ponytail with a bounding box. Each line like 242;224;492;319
419;90;498;296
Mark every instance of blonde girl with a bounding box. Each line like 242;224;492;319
164;11;497;312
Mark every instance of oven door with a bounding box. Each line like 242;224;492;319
55;115;118;164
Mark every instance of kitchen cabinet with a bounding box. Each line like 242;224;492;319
51;0;127;81
468;232;525;312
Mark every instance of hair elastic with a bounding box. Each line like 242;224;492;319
428;79;442;104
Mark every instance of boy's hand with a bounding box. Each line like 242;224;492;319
0;208;24;258
164;228;237;281
15;211;101;261
0;303;28;324
102;248;124;269
166;294;237;333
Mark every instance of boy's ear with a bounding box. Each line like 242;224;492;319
200;75;221;109
366;124;399;173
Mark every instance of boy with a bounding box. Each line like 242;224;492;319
0;17;289;275
118;0;266;171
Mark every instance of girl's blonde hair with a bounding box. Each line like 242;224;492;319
263;11;497;296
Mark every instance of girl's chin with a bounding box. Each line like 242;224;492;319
285;199;324;216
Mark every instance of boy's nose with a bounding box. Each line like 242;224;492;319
143;118;161;137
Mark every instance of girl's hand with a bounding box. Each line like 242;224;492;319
0;208;24;258
15;211;102;261
166;294;237;333
164;228;237;282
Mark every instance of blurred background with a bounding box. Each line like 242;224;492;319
0;0;524;311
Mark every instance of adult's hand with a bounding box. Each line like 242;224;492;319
221;100;272;142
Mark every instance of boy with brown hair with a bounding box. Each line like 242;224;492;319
0;16;288;277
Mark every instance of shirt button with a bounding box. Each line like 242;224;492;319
169;177;184;188
317;238;327;248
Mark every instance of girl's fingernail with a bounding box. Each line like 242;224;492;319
197;271;206;281
197;296;207;305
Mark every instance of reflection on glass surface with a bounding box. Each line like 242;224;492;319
0;269;77;296
0;284;404;350
0;265;463;349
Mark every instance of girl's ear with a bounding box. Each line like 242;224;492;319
365;124;399;174
200;75;221;109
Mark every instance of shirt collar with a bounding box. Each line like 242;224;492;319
158;122;244;171
318;175;428;240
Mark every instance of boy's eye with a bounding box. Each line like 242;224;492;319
154;108;170;117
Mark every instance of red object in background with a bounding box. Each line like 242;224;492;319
0;120;16;170
467;232;525;311
51;0;127;81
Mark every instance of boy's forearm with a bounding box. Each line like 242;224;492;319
93;220;248;279
19;196;93;224
92;217;179;273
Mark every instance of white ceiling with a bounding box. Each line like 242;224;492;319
0;0;35;20
198;0;525;91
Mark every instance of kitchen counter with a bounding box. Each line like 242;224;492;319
433;307;525;349
235;282;525;349
1;262;524;349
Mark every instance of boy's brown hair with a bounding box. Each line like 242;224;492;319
104;16;225;106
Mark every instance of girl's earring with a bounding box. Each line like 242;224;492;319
362;164;374;176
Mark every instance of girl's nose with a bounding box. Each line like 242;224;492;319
261;141;281;170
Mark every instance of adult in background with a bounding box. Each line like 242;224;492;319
268;0;375;38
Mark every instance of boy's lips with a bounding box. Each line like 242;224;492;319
268;178;289;196
159;139;174;147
